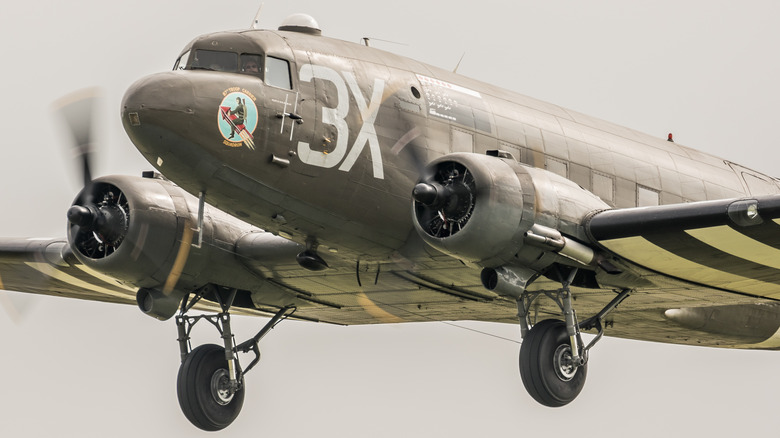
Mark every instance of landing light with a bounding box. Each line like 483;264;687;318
747;203;759;220
727;200;763;226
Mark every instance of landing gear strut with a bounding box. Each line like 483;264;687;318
174;285;295;430
516;268;630;407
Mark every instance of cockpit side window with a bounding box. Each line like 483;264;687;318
240;54;263;76
265;56;292;89
173;50;191;71
191;49;238;72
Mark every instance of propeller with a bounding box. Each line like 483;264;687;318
54;89;130;259
412;161;477;238
1;89;101;324
0;290;37;324
390;126;431;180
67;183;129;259
54;87;99;188
389;125;477;241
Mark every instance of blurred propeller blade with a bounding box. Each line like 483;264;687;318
54;87;101;187
0;291;37;325
390;126;436;182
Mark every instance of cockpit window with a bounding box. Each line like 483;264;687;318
240;54;263;76
191;49;238;72
177;49;291;88
265;56;292;89
173;50;191;71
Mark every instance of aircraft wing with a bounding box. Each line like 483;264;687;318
586;195;780;299
0;238;135;304
0;238;268;316
0;234;517;326
5;196;780;350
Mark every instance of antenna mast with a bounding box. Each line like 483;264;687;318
250;3;264;29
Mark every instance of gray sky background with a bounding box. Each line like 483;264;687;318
1;1;779;436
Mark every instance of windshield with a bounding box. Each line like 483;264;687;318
173;50;190;71
178;47;289;85
191;49;238;72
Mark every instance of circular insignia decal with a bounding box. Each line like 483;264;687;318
218;91;258;149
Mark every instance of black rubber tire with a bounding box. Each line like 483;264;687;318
177;344;245;431
519;319;587;407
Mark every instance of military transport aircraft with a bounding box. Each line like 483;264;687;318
2;12;780;431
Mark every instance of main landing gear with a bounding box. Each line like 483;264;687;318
516;268;631;407
174;285;295;431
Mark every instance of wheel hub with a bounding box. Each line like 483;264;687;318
210;369;234;405
553;344;577;381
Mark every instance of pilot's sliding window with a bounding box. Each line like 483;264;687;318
266;57;292;89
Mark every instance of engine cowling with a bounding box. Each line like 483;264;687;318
411;152;610;268
68;175;191;287
66;174;264;319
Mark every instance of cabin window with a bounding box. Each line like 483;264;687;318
546;157;568;178
173;50;191;71
190;49;238;72
266;56;292;89
592;171;614;203
451;128;473;153
637;185;660;206
240;54;263;76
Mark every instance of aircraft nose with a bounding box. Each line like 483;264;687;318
121;72;195;154
122;72;195;113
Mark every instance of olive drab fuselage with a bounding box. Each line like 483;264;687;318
122;25;772;263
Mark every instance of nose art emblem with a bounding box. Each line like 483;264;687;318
218;89;258;150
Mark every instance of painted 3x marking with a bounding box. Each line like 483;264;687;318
297;64;385;179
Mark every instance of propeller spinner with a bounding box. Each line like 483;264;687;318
67;183;129;259
412;161;477;238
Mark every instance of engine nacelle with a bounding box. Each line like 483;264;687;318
68;175;181;286
411;153;610;268
66;174;263;318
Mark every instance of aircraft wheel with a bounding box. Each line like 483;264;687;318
519;319;587;407
177;344;245;431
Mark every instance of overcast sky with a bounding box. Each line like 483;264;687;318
1;1;779;437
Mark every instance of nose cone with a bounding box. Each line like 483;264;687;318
121;72;195;157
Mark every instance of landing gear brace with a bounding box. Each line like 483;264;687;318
516;268;631;407
174;285;295;431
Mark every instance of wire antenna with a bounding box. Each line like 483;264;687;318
360;37;408;47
